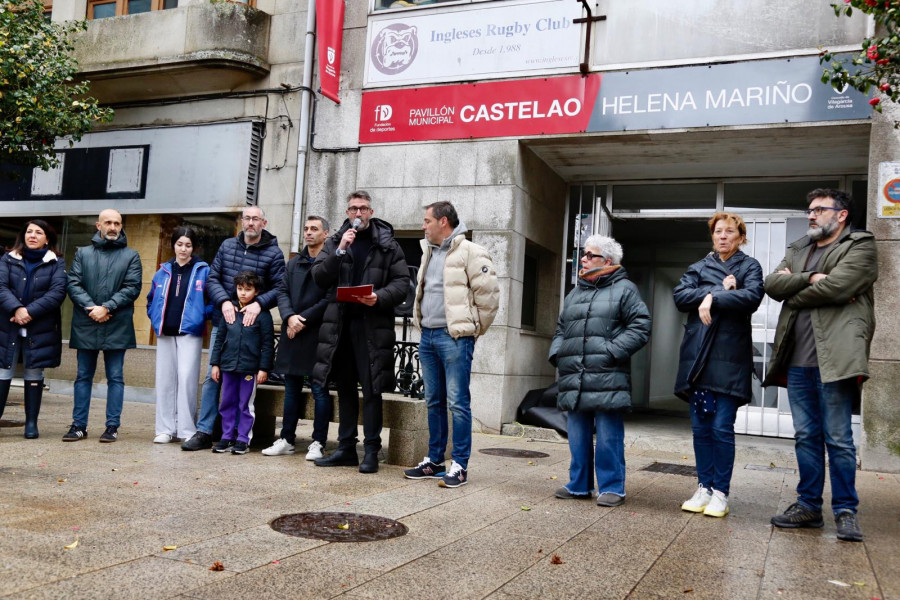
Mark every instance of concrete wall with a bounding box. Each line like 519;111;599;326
862;101;900;473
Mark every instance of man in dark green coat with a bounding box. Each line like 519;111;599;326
765;189;877;543
64;209;143;443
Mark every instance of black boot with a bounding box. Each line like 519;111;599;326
314;446;359;467
0;379;10;421
359;450;379;474
23;380;42;439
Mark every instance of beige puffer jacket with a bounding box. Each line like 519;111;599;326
413;234;499;339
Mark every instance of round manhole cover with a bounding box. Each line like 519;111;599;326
270;512;408;543
479;448;550;459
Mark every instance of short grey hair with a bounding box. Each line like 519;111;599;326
243;205;266;219
583;235;623;265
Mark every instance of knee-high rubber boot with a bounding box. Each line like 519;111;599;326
0;379;10;421
24;380;42;439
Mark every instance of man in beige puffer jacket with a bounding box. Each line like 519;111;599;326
405;201;499;488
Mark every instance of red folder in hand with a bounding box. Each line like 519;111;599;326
337;284;374;303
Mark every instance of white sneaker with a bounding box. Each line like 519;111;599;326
153;434;173;444
681;484;712;513
305;440;324;461
262;438;295;456
703;489;729;518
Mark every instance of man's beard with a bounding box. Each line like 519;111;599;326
807;219;838;241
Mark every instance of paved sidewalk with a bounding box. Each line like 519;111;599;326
1;392;898;600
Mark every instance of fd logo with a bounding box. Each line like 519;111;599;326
371;24;418;76
374;105;393;121
327;46;336;65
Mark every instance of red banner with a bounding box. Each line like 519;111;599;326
316;0;345;104
359;75;601;144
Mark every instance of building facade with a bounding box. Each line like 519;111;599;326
3;0;898;471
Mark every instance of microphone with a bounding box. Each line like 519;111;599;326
351;217;362;231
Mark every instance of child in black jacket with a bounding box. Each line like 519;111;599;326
210;271;274;454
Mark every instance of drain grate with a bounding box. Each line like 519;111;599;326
270;512;408;543
640;462;697;477
479;448;550;459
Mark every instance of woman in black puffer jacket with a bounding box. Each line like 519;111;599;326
549;235;651;508
673;212;764;518
0;220;67;439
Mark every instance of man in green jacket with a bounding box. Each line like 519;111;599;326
764;189;877;542
64;209;143;443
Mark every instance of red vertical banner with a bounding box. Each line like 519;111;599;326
316;0;345;104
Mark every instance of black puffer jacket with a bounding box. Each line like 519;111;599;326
210;300;275;374
0;250;67;369
673;251;764;403
312;218;409;393
274;248;329;376
549;267;651;412
67;232;142;350
207;230;286;326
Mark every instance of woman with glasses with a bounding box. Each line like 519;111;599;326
0;220;67;439
673;212;764;518
549;235;651;507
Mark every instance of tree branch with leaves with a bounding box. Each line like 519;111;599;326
0;0;112;173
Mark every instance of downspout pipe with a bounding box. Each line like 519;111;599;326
291;0;317;254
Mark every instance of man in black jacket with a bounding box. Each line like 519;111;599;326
182;205;286;451
262;216;332;460
312;191;409;473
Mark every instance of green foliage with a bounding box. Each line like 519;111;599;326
0;0;113;172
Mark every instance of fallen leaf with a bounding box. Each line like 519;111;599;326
770;462;777;468
828;580;850;587
271;560;280;565
527;461;535;465
337;523;349;530
853;581;866;587
683;588;694;593
112;468;118;472
64;540;78;550
133;482;138;485
57;478;67;483
550;476;557;480
521;505;532;511
162;545;177;551
550;554;563;565
537;548;543;553
209;561;225;571
301;483;308;487
682;456;688;460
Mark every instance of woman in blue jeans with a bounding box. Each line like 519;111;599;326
549;235;651;507
0;220;67;439
673;212;764;518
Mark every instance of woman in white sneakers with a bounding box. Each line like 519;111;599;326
673;213;764;518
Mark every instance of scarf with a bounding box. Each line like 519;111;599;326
578;264;620;283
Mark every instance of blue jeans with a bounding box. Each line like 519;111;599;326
196;327;220;435
565;409;626;497
280;374;332;445
420;327;475;469
0;339;43;380
72;349;126;428
690;393;740;495
787;367;859;515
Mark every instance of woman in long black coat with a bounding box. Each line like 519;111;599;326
673;212;764;518
0;220;68;439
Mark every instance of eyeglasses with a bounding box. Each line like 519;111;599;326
347;206;371;214
805;206;844;217
582;251;604;261
241;216;264;223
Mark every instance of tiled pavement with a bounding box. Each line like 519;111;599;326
1;392;897;600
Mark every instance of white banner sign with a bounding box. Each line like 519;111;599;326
364;0;583;87
877;161;900;218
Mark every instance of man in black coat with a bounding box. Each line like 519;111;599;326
262;216;332;460
312;191;409;473
181;205;286;451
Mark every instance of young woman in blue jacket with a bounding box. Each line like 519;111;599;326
0;220;67;439
146;227;212;443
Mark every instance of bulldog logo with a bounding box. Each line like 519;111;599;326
371;23;418;76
